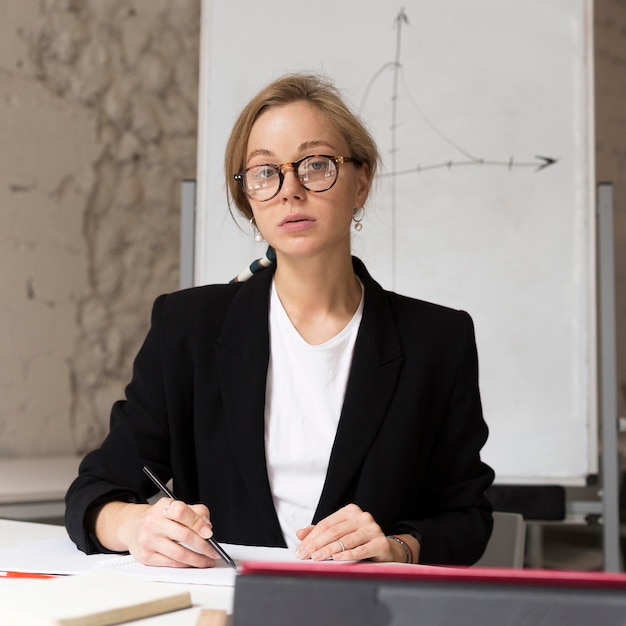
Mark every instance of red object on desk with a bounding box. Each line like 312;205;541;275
234;561;626;626
239;560;626;590
0;571;56;579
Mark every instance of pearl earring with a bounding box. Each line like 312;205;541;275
250;217;264;242
352;208;364;232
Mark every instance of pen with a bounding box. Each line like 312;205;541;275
1;571;56;579
142;465;237;569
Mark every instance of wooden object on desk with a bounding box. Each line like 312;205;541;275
0;571;191;626
0;455;80;521
196;609;230;626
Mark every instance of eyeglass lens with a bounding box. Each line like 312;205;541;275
241;155;338;201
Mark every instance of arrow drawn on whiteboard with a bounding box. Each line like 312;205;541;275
362;8;559;178
390;155;558;176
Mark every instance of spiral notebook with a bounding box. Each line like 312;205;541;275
0;570;191;626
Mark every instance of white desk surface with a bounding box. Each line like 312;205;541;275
0;519;234;624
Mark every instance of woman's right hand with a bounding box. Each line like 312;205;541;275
91;498;219;568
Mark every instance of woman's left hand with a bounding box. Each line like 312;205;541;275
294;503;395;562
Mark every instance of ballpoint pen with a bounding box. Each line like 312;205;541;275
142;465;237;569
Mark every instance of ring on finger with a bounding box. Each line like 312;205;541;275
337;539;346;553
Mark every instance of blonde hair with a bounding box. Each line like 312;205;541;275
225;73;380;220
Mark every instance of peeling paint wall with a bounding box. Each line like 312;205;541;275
0;0;200;456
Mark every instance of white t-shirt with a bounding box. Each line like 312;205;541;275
264;281;364;548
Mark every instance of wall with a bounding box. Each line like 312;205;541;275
0;0;200;456
0;0;623;461
595;0;626;429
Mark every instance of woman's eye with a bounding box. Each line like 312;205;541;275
252;166;278;181
306;158;329;172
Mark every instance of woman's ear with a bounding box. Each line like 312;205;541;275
354;162;371;209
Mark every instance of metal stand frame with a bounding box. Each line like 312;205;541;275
177;181;622;570
180;179;196;289
598;182;621;571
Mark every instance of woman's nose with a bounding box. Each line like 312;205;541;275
280;168;305;200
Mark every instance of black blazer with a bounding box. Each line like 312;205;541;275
65;258;494;565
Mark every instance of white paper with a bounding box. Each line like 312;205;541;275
0;538;298;586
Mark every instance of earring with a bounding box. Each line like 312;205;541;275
250;217;264;242
352;208;364;232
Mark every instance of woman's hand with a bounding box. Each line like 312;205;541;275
91;498;219;568
294;503;419;563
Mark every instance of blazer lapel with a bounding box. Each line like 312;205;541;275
314;259;404;521
215;267;283;542
215;258;403;534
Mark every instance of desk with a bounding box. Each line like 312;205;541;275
6;519;626;625
0;455;81;521
0;519;234;624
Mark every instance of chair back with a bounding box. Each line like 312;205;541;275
474;511;526;568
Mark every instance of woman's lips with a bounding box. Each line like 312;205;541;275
279;215;316;232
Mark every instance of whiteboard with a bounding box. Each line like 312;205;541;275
195;0;596;485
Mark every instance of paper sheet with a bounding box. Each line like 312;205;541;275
0;537;298;586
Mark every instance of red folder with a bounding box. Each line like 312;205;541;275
240;559;626;590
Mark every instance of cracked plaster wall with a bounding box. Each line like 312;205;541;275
0;0;624;462
0;0;200;456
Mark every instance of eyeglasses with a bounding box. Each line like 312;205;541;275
234;155;360;202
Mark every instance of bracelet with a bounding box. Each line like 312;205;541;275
387;535;413;563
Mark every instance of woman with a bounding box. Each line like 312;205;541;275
65;72;494;567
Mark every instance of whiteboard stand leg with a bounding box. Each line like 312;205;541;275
180;180;196;289
597;182;621;572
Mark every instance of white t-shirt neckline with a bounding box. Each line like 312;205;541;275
264;280;364;548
